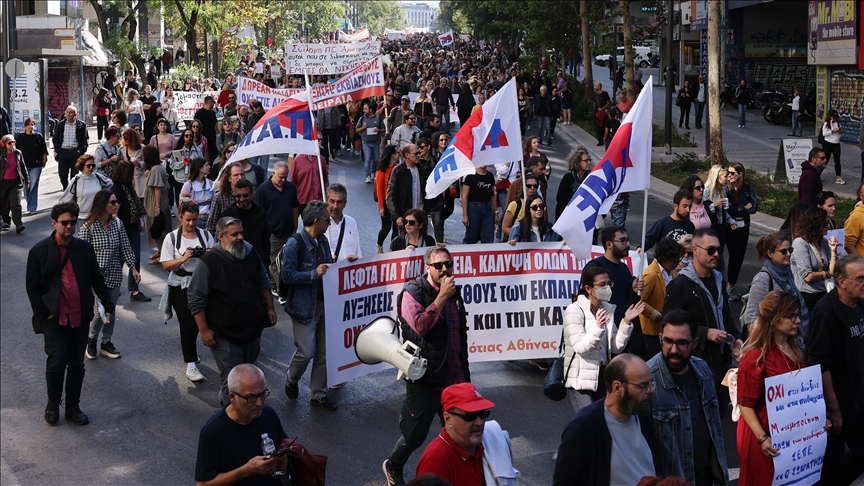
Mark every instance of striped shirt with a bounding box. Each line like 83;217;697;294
77;217;136;288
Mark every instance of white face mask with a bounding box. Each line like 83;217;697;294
594;285;613;302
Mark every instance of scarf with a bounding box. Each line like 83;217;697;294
762;259;809;343
570;170;588;194
679;263;726;351
122;183;147;223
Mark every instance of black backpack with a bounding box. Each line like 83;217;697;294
274;233;307;299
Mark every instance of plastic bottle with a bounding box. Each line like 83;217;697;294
260;433;286;476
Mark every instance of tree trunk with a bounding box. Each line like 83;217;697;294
620;0;635;100
707;0;723;165
580;0;593;99
174;0;200;65
124;2;147;83
88;0;111;42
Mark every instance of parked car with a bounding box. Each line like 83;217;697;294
594;46;654;67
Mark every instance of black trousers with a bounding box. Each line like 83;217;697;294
822;141;842;177
595;123;605;144
170;285;199;363
97;115;109;140
388;382;444;472
817;408;864;486
726;225;750;286
322;128;340;158
43;317;89;407
378;208;398;247
56;149;80;191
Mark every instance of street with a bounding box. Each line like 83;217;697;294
0;114;773;485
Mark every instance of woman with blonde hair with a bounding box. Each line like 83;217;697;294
704;165;733;270
125;89;143;127
736;291;812;485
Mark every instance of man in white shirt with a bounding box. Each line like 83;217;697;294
391;110;420;149
325;184;361;263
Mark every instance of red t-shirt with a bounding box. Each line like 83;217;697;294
416;428;484;486
3;152;19;180
55;234;83;328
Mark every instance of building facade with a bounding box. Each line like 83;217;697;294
401;2;437;29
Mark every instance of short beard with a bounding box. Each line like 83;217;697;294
226;240;245;259
620;387;650;417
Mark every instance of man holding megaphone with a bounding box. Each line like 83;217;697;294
382;247;471;486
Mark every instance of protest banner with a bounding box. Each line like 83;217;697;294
236;76;303;109
338;28;370;43
285;41;381;75
173;90;219;121
310;56;386;110
765;365;829;486
438;31;454;47
321;243;640;386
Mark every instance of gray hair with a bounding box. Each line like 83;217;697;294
66;105;77;114
835;254;864;279
215;216;242;236
424;246;451;265
301;200;328;227
272;161;288;174
566;145;590;171
227;364;265;394
327;183;347;200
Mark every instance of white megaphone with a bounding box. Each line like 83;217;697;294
354;316;427;382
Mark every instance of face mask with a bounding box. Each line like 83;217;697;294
595;285;613;302
681;257;693;267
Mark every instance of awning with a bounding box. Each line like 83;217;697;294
11;30;117;67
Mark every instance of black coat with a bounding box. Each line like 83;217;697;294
386;162;430;222
51;119;89;154
219;202;272;265
26;233;114;324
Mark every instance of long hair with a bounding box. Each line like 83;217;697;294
176;128;194;149
566;146;590;172
704;165;727;202
111;159;134;185
431;131;450;160
740;291;804;366
729;162;745;205
84;190;115;226
142;145;161;171
577;266;609;298
146;101;161;119
189;121;203;145
523;135;540;154
125;89;138;106
520;193;549;242
122;127;142;151
187;158;209;182
218;162;242;195
378;144;399;172
794;207;828;244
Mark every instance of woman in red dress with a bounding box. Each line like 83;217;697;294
736;290;808;485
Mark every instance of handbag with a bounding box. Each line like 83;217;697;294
675;95;682;107
543;332;578;401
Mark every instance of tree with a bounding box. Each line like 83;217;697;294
580;0;594;99
358;0;404;34
89;0;148;81
165;0;204;65
620;0;635;99
707;0;723;165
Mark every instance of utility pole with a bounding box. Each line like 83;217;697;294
707;0;723;165
664;0;673;154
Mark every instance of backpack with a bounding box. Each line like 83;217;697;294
739;269;772;325
274;233;307;299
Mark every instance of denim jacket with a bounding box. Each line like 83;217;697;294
647;354;729;485
281;230;333;323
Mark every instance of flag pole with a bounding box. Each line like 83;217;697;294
303;71;327;200
637;78;655;292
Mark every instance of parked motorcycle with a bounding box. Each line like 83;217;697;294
763;89;790;125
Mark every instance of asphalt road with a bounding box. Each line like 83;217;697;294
1;120;767;485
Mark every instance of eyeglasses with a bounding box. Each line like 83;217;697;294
695;244;720;255
107;200;120;205
525;184;539;189
235;193;252;199
429;260;454;270
618;380;656;391
56;220;77;227
184;135;193;138
613;237;631;244
192;125;200;129
232;387;270;404
84;164;96;168
784;314;801;322
693;185;704;191
661;337;693;349
530;204;545;211
592;281;613;288
841;275;864;283
404;219;418;226
684;251;694;258
448;409;491;422
775;248;794;255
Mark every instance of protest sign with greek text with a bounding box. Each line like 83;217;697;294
285;41;381;75
173;90;219;121
765;365;828;486
310;56;385;110
321;243;639;386
236;76;303;109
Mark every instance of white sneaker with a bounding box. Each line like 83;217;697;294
186;367;206;382
365;175;372;184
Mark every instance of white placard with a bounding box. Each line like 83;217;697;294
235;76;303;109
284;41;381;75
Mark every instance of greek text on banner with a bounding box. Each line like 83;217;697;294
236;76;303;109
285;41;381;75
321;243;640;386
310;56;385;111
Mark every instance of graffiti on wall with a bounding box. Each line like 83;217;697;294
747;61;817;92
829;69;864;143
47;69;70;119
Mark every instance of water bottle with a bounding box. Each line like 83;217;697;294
260;433;286;476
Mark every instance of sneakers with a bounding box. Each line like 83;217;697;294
836;178;846;185
328;383;342;390
186;367;206;382
0;223;9;231
130;291;151;302
310;395;337;411
100;341;121;359
85;339;98;360
376;244;383;254
365;175;372;184
285;382;299;399
382;459;406;486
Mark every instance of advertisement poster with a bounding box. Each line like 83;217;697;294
285;41;381;75
807;0;858;65
765;365;829;486
828;69;864;143
814;65;829;136
11;61;45;135
235;76;303;109
321;243;640;386
778;138;814;184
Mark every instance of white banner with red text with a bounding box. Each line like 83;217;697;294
321;243;641;386
236;76;303;109
173;90;219;121
284;41;381;75
310;56;386;110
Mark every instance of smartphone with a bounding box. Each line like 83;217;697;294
269;447;291;457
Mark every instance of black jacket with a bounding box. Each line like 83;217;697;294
663;270;740;364
0;149;30;188
51;118;89;154
26;232;114;324
533;93;553;117
553;399;660;486
397;274;470;388
386;162;430;222
220;202;271;265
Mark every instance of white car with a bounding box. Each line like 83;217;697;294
595;46;653;67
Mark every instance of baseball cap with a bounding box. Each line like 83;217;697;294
402;95;411;102
441;383;496;412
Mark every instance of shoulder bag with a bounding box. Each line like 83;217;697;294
543;304;582;401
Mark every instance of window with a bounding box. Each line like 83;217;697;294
15;0;36;15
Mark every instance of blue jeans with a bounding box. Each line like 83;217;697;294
537;116;551;143
125;223;141;291
737;104;746;126
362;142;379;177
694;101;705;127
610;195;628;227
128;113;142;128
25;166;42;211
436;105;451;134
463;201;495;244
791;110;802;135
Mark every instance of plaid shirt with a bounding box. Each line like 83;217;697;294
61;121;78;149
77;217;135;288
401;282;465;386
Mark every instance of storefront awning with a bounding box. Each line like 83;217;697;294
11;31;117;67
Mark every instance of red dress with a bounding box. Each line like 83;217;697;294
736;344;806;486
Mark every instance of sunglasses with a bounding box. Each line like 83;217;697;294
108;200;119;205
695;244;720;255
184;135;193;138
727;170;739;175
405;219;418;226
525;184;539;189
408;117;417;121
84;164;96;168
448;409;491;422
693;185;704;190
56;220;77;227
429;260;454;270
775;248;794;256
530;204;545;211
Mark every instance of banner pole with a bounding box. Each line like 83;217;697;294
304;71;327;199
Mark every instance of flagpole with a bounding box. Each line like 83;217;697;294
303;71;327;200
